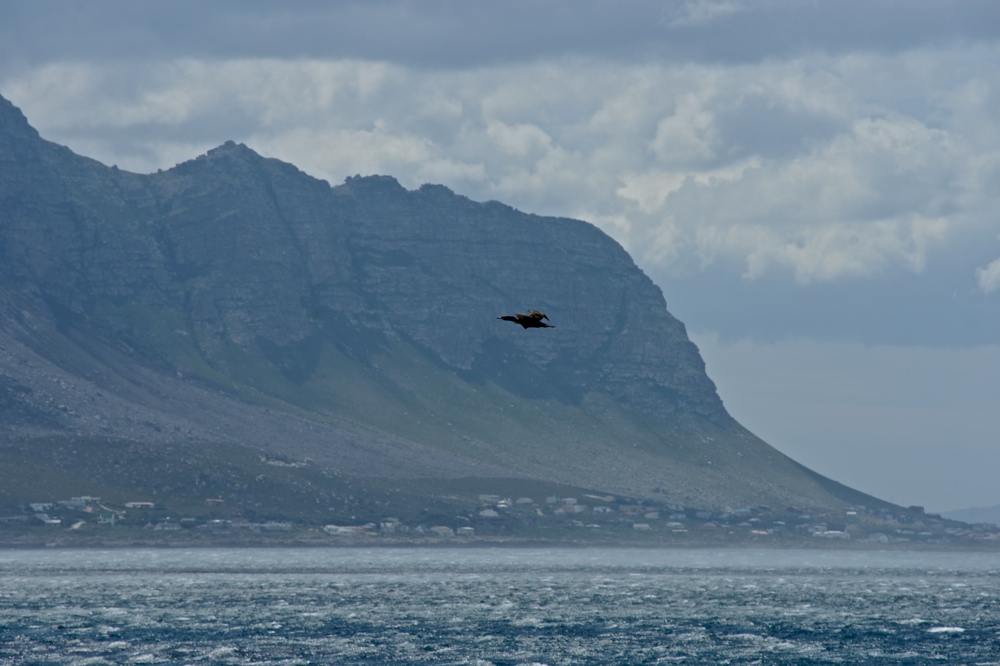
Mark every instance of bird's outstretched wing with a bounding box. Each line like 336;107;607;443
497;312;554;328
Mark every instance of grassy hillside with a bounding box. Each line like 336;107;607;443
0;434;605;530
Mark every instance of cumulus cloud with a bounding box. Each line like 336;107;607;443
976;256;1000;293
3;44;999;287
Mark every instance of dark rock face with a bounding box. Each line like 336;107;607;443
0;94;877;510
0;99;724;424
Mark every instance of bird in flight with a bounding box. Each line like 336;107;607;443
497;310;554;328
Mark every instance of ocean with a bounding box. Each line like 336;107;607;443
0;547;997;664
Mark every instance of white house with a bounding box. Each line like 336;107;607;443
429;526;454;537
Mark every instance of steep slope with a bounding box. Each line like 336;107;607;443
0;94;883;511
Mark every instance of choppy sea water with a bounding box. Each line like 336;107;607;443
1;547;998;665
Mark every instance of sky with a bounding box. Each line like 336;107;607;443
2;0;999;512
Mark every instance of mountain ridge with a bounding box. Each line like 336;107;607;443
0;93;891;514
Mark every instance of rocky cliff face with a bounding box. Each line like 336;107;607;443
0;94;880;510
0;107;723;422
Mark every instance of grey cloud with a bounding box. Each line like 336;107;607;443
713;95;843;161
2;0;999;76
7;49;996;295
658;253;1000;348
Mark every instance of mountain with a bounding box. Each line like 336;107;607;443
0;93;887;517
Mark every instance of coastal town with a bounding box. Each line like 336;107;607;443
3;490;999;548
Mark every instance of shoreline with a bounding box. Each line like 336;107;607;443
3;533;998;552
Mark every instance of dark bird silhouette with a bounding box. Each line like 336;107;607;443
497;310;555;328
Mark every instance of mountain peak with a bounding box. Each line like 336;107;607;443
160;139;275;180
195;140;265;166
207;139;254;157
0;93;41;141
342;173;406;194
